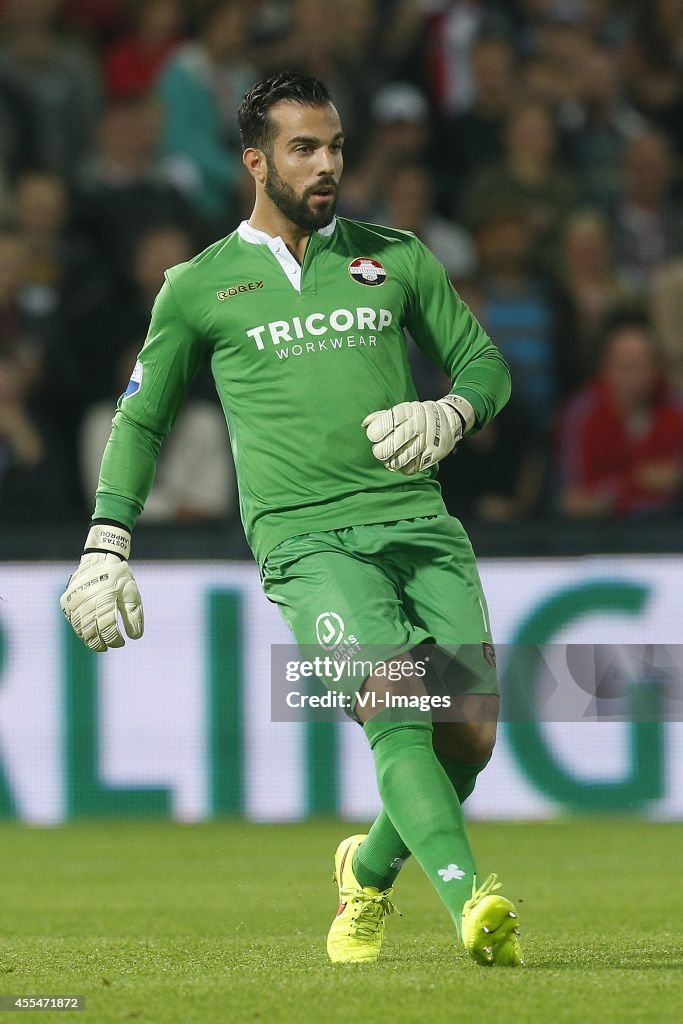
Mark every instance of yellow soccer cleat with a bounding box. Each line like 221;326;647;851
461;872;524;967
326;834;398;964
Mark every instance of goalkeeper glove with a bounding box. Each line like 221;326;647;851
60;522;143;653
362;395;475;475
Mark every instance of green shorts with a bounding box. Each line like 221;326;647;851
262;515;498;706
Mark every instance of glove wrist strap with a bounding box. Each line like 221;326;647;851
439;394;476;435
84;523;131;561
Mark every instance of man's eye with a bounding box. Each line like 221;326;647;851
296;146;313;154
331;144;343;153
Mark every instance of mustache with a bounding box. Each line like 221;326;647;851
305;178;338;196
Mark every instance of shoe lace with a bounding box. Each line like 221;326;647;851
340;887;399;941
468;872;501;909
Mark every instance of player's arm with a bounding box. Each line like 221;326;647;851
60;276;208;651
363;235;511;475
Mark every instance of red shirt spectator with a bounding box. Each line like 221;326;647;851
557;319;683;517
104;0;184;98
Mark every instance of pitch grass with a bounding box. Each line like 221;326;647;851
0;820;681;1024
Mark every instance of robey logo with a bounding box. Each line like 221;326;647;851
217;280;264;300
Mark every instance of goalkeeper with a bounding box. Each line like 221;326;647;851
61;71;522;968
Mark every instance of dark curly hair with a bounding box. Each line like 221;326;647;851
238;71;332;153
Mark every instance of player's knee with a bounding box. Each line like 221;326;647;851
461;722;497;763
433;720;497;763
355;654;429;725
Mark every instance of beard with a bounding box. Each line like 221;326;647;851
264;157;338;231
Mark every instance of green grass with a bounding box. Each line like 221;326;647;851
0;819;681;1023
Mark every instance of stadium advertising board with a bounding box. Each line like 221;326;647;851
0;558;681;822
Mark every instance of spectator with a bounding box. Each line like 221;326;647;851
0;0;102;179
257;0;387;164
527;4;590;104
557;316;683;518
440;396;546;523
155;0;256;221
0;73;36;191
340;81;432;221
557;208;638;381
434;35;517;202
105;223;198;363
318;0;385;161
651;258;683;392
562;47;646;207
379;162;476;282
0;218;91;502
470;205;566;434
104;0;184;98
609;131;683;291
0;230;44;381
0;356;74;519
63;0;128;45
74;94;199;280
460;100;579;266
370;0;430;85
0;226;76;518
517;3;613;110
79;347;235;522
623;0;683;156
10;169;114;498
423;1;513;116
522;51;576;113
9;170;107;456
10;171;84;328
0;360;43;475
527;0;629;50
49;222;197;420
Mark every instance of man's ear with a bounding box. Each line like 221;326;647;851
243;147;267;184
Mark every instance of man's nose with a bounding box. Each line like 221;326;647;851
317;149;336;176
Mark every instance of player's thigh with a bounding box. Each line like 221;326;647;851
390;515;499;699
395;515;492;641
262;533;431;661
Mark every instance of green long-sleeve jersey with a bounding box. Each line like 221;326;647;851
95;216;511;566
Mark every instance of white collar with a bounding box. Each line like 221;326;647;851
236;218;336;293
237;218;337;246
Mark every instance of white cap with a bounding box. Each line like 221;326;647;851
372;82;429;124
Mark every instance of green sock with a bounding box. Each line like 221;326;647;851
352;813;410;891
360;710;477;936
353;754;488;891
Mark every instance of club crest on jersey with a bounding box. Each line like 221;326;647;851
348;257;387;286
123;360;143;399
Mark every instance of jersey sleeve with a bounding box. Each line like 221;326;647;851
404;235;511;428
93;274;209;530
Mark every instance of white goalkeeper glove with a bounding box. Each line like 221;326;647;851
362;395;476;475
60;523;144;653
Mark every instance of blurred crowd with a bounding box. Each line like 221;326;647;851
0;0;682;528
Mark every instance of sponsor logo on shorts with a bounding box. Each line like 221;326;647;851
217;280;264;300
123;360;143;399
316;612;345;650
482;642;497;668
348;257;387;286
